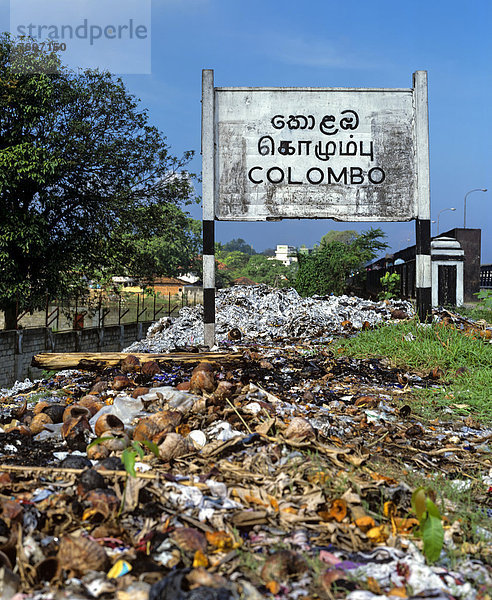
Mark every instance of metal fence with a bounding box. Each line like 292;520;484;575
480;264;492;288
365;259;416;299
3;290;203;331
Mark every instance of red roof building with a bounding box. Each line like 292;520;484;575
233;277;258;286
147;277;188;296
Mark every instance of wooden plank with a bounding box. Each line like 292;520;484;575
31;351;244;371
0;463;158;479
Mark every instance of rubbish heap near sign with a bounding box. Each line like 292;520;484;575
125;285;414;353
0;300;491;599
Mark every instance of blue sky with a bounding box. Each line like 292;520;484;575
2;0;491;260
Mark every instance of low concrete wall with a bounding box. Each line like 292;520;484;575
0;321;153;388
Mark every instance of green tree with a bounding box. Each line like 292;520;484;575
379;271;401;300
222;251;250;271
110;204;201;282
320;230;357;247
239;254;296;286
212;247;296;288
0;35;198;329
295;228;387;296
222;238;256;255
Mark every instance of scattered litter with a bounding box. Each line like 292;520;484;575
0;289;490;599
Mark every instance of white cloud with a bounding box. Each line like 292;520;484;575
249;31;380;70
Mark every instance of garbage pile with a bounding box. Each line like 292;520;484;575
126;286;414;352
0;336;491;599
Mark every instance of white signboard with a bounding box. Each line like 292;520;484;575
212;86;419;222
201;71;432;346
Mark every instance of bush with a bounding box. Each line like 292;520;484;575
294;228;387;296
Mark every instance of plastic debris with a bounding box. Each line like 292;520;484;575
0;289;490;600
126;285;414;352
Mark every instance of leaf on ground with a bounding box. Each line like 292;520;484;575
425;497;442;519
422;513;444;563
411;487;426;521
318;498;347;522
139;439;160;457
193;549;209;568
121;449;137;477
205;530;235;551
355;516;375;532
393;517;420;534
366;525;389;544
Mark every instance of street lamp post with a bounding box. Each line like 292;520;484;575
437;207;456;235
463;189;487;228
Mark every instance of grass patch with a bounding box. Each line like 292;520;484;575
453;304;492;324
333;319;492;423
41;370;58;379
412;368;492;422
368;457;492;549
236;547;264;578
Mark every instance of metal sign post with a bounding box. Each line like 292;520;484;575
413;70;432;322
201;70;432;346
201;69;216;348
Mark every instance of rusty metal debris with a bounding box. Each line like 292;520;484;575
0;293;491;599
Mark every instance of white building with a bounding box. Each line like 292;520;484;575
179;272;201;284
273;245;298;266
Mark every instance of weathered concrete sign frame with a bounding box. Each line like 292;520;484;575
202;70;431;347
